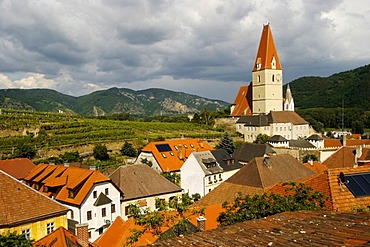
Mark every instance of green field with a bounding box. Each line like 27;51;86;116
0;109;223;157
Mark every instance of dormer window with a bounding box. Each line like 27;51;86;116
68;190;75;198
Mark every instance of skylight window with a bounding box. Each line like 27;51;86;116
343;172;370;198
162;153;167;158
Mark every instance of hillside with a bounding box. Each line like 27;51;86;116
0;87;229;116
285;64;370;109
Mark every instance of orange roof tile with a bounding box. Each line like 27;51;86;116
0;170;68;227
327;166;370;211
94;216;167;247
141;138;214;172
0;158;36;180
324;139;342;148
229;85;252;117
303;161;328;174
323;147;370;169
95;204;223;246
34;226;95;247
252;24;282;72
24;164;111;206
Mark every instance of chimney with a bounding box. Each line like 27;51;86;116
343;135;347;147
197;216;206;231
177;144;183;160
89;165;96;171
64;162;70;167
264;155;271;169
308;159;313;166
354;146;362;167
76;223;89;247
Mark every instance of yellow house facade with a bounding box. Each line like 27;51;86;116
0;170;69;241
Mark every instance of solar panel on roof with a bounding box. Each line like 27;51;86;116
344;173;370;198
155;144;172;152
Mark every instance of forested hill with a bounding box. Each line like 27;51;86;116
285;64;370;109
0;87;229;116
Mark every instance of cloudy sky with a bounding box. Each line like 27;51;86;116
0;0;369;103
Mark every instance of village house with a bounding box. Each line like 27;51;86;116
23;164;123;242
232;143;276;165
109;164;183;220
195;153;315;206
0;170;69;242
181;149;243;197
136;138;213;173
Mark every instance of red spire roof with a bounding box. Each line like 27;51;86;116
252;24;282;71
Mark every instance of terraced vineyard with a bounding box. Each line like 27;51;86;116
0;109;223;158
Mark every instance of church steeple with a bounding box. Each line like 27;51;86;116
252;24;283;115
253;23;282;72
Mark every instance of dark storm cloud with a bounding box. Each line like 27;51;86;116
0;0;369;102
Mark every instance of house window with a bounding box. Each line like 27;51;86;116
102;208;106;217
219;174;222;180
125;206;130;216
105;188;109;195
209;189;211;192
111;204;116;213
98;227;103;235
208;177;211;182
87;210;92;220
93;191;97;198
22;229;31;240
47;222;55;234
214;175;217;181
71;210;74;219
88;231;91;239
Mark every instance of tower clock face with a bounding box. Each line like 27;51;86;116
276;74;282;82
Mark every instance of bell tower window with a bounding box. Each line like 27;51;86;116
271;56;276;69
257;75;260;82
272;74;275;82
256;58;261;70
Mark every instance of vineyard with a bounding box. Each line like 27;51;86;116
0;109;224;158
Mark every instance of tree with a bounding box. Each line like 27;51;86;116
60;151;80;163
0;231;34;247
216;131;235;154
161;172;180;185
93;144;109;161
120;141;137;157
302;154;319;163
254;133;270;144
351;120;365;134
217;182;326;227
13;140;36;159
125;194;204;245
141;158;153;167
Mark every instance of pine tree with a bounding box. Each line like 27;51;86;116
217;131;235;154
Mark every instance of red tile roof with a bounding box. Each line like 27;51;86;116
151;211;370;246
24;164;111;206
141;138;214;172
229;85;252;117
252;24;282;72
323;147;370;169
327;166;370;211
0;158;36;180
95;204;223;247
303;161;328;174
34;226;95;247
94;216;167;247
0;170;68;227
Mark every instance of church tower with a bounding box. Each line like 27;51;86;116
252;24;283;115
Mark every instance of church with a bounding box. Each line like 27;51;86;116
230;24;310;142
